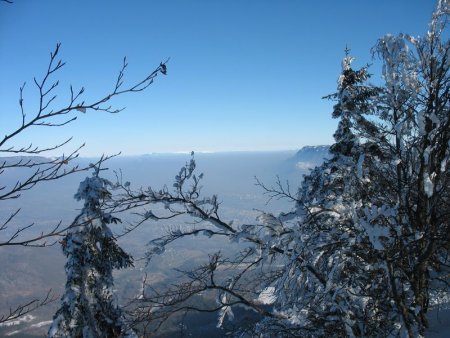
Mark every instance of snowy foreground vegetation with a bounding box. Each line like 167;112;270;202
0;1;449;337
45;2;450;337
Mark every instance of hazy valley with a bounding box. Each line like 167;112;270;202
0;147;329;337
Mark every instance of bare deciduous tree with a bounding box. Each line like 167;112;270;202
0;43;167;324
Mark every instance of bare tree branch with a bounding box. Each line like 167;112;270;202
1;43;167;247
0;290;57;324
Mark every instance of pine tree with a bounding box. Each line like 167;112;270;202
282;2;450;335
48;167;136;338
275;3;450;335
259;51;390;337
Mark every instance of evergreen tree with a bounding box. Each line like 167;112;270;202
273;2;450;335
255;51;389;338
48;167;136;338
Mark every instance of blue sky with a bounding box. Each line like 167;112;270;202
0;0;437;156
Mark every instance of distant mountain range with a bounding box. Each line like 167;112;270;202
0;155;51;164
286;145;330;171
0;145;331;170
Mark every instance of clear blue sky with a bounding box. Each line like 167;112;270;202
0;0;437;156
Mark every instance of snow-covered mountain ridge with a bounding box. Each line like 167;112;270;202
287;145;331;171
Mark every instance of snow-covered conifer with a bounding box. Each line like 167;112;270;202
48;168;136;338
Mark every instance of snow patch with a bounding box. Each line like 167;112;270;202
424;172;434;197
256;287;277;305
296;161;316;170
5;330;21;336
0;315;35;327
30;320;53;328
